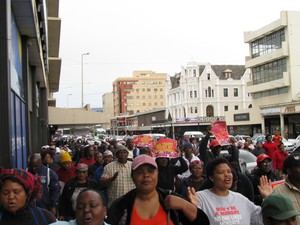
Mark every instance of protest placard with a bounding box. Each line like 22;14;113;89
133;134;154;149
211;121;230;146
153;138;178;158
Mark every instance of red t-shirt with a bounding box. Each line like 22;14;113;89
78;157;96;166
55;165;77;183
272;150;288;170
130;204;174;225
262;142;278;159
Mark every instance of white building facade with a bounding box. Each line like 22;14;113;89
244;11;300;138
167;62;253;134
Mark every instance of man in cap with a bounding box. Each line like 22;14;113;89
198;126;239;174
262;194;300;225
27;153;60;216
100;144;135;207
273;153;300;224
249;154;278;205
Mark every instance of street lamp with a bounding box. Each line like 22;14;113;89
67;94;72;108
81;52;90;108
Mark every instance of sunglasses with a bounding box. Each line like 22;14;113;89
262;162;272;166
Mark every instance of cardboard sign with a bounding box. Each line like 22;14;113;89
153;138;178;158
271;180;285;189
133;135;154;148
211;121;230;146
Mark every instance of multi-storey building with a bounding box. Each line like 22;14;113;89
244;11;300;138
113;71;168;116
167;62;252;133
0;0;61;167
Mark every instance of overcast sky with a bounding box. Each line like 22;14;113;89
54;0;299;108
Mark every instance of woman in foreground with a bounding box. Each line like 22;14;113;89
50;189;109;225
107;154;209;225
188;157;272;225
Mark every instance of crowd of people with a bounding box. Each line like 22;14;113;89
0;128;300;225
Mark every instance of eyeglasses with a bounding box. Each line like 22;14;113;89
262;162;272;166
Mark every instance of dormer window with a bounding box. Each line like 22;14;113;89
223;69;233;79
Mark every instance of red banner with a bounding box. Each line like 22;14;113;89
211;121;230;146
133;135;154;148
153;138;178;158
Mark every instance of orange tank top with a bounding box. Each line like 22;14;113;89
130;204;174;225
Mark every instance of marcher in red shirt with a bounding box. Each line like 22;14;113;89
78;145;96;166
272;142;288;178
272;131;282;146
262;134;278;159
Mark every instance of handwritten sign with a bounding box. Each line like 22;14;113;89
153;138;178;158
211;121;230;146
133;135;154;149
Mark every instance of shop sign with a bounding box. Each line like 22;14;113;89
234;113;250;121
261;107;280;115
285;106;295;113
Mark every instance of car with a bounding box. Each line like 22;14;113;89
183;131;204;139
281;138;295;152
288;135;300;146
235;135;251;143
220;149;257;174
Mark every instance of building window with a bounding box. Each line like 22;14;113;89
193;69;196;77
160;102;163;106
205;90;208;98
206;105;214;117
252;58;286;85
160;95;163;99
142;103;146;106
154;95;157;99
224;106;228;111
147;88;151;92
136;96;139;99
160;88;163;91
154;102;157;106
234;88;238;97
208;87;212;97
136;89;139;92
142;96;145;99
190;91;193;98
142;88;145;92
148;96;151;99
251;28;285;58
190;107;193;113
223;88;228;97
235;105;238;110
194;91;197;98
212;90;214;97
207;73;210;80
148;103;151;106
195;107;198;113
154;88;158;92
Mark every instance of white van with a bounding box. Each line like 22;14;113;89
183;131;204;139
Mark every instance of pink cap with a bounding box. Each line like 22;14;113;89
132;154;157;171
103;150;113;157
